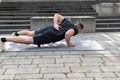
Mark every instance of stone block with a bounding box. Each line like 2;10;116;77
44;74;66;78
0;75;15;80
32;58;54;64
65;63;80;67
1;59;32;65
2;65;18;68
67;73;85;78
86;73;116;78
0;69;6;75
5;68;39;74
38;64;64;67
15;74;43;79
71;66;101;72
56;58;81;63
41;67;70;73
81;57;103;63
116;3;120;15
31;16;96;33
94;3;120;16
100;3;113;15
101;66;120;72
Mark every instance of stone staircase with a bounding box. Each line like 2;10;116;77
96;0;119;3
95;0;120;32
0;1;97;34
96;16;120;32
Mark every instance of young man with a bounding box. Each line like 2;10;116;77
0;13;84;51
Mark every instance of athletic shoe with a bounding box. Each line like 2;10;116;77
12;32;19;36
0;39;5;51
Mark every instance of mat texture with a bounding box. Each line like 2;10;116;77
5;37;105;51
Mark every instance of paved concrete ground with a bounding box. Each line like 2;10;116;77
0;32;120;80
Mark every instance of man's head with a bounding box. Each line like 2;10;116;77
75;23;84;32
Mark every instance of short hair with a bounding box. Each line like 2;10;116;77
79;23;84;30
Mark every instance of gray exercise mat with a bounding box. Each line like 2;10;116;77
5;37;105;51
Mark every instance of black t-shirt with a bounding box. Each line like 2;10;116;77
48;18;78;42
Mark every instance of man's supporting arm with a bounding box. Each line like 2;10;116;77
54;13;64;30
65;29;75;47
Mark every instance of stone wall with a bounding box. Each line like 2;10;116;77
94;3;120;16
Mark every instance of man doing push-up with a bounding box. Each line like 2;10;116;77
0;13;84;50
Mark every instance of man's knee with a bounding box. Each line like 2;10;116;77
24;37;34;44
24;30;35;36
29;31;35;36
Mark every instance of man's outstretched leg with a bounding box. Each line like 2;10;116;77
0;36;34;50
12;30;35;36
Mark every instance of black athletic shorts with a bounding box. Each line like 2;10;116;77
33;26;57;45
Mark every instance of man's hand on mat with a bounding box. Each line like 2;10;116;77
54;24;61;30
67;43;76;47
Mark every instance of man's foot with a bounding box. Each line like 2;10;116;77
0;39;5;51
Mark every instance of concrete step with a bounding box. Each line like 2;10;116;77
0;20;30;22
0;0;96;3
0;1;96;7
0;16;30;20
96;19;120;23
0;24;30;29
0;5;94;9
96;16;120;19
0;7;94;12
0;9;96;13
96;23;120;28
0;1;96;14
0;20;30;24
96;27;120;32
96;16;120;32
0;12;98;16
14;7;94;10
0;29;30;34
96;0;119;3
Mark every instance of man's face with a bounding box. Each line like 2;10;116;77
78;28;81;32
78;25;82;32
75;23;83;32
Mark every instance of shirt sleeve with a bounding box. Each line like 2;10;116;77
59;18;71;27
60;18;78;36
73;27;78;36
